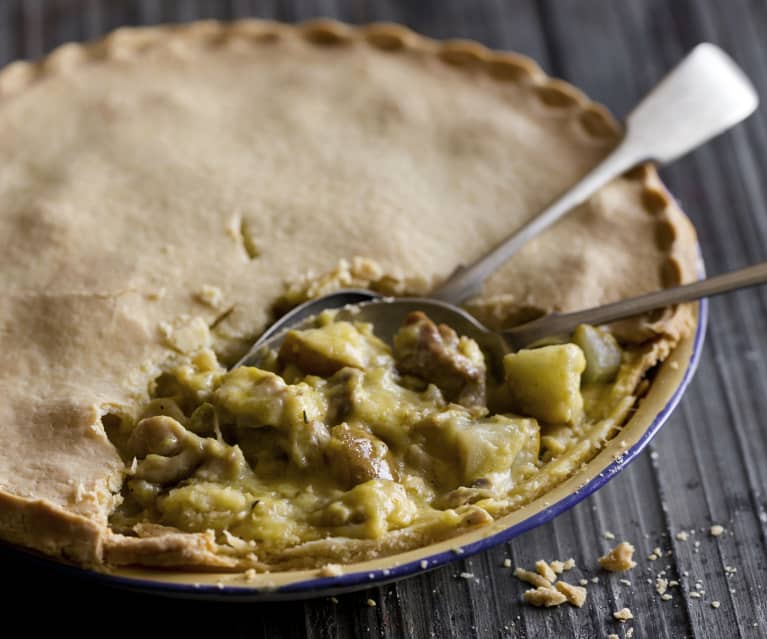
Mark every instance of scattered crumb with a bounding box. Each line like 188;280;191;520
711;601;720;609
689;591;702;599
563;558;576;571
710;525;725;537
502;558;512;568
330;597;339;604
591;576;600;584
452;547;464;555
366;598;376;608
579;578;589;586
550;560;565;574
194;284;224;308
603;530;616;540
619;578;632;587
656;577;668;595
613;607;634;622
661;593;672;601
523;586;567;607
420;560;428;570
555;581;587;607
599;542;637;572
626;628;634;638
319;564;344;577
608;635;620;639
159;315;211;353
145;287;166;301
243;568;257;583
514;567;552;589
535;559;558;583
650;451;659;460
675;531;689;541
459;572;474;580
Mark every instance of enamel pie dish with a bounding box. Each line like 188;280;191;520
0;19;702;599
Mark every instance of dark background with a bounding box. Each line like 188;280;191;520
1;1;766;637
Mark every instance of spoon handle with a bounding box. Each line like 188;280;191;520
504;261;767;347
431;43;758;306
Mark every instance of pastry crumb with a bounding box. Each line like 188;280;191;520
159;315;211;353
675;530;689;541
608;635;620;639
502;558;512;568
599;542;636;572
366;598;376;607
655;577;668;595
330;596;339;604
709;524;725;537
549;559;565;574
523;586;567;607
458;571;474;579
194;284;224;308
319;563;344;577
514;567;552;589
711;600;720;609
555;581;587;607
579;578;589;586
145;287;166;301
535;559;557;583
562;558;576;571
626;628;634;638
420;560;429;569
619;578;632;586
603;530;616;540
243;568;257;582
661;593;672;601
613;607;633;622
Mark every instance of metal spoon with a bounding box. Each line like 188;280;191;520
238;261;767;371
235;43;758;368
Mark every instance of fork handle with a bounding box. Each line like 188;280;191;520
505;261;767;345
431;44;757;306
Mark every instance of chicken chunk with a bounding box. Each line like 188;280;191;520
325;423;398;488
393;311;486;408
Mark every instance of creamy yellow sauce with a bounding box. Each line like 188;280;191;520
110;311;638;557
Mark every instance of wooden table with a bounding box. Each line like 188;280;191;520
2;1;766;637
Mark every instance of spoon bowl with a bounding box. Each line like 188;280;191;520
235;260;767;375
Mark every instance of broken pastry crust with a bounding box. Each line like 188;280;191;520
0;19;697;571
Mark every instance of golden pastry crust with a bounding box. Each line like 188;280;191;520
0;19;697;570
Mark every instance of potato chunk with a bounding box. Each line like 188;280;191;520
414;409;539;486
453;415;539;483
278;321;391;376
572;324;622;384
214;366;327;429
503;344;585;424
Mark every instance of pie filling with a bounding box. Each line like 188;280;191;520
107;309;642;558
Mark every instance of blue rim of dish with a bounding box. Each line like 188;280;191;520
2;296;708;600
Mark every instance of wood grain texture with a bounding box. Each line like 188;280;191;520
1;1;766;637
